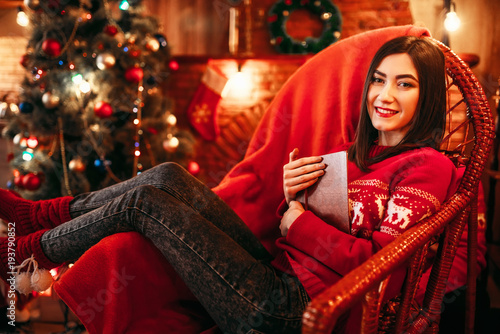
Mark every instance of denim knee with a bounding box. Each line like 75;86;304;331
155;162;189;180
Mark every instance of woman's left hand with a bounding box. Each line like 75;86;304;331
280;200;305;237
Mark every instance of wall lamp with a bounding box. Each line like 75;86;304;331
444;2;461;32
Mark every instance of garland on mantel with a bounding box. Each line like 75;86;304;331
267;0;342;54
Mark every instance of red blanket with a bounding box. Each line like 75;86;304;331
53;26;431;333
212;25;430;256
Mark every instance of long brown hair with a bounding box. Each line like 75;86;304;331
347;36;446;171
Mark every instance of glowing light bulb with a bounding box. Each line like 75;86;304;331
17;10;29;27
444;11;461;32
26;136;38;148
72;74;83;84
221;71;253;100
119;0;130;10
22;150;34;161
166;114;177;126
79;81;91;93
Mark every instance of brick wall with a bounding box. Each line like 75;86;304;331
0;36;27;95
0;34;27;189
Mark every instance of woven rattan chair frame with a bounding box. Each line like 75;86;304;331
301;39;494;334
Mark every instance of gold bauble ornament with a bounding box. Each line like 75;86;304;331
162;136;179;153
69;157;86;172
166;114;177;127
42;92;60;109
146;38;160;52
96;53;116;70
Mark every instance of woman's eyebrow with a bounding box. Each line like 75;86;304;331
396;74;419;82
374;70;418;82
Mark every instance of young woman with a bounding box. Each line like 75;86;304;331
0;36;459;333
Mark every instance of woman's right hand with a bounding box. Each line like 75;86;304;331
283;148;325;204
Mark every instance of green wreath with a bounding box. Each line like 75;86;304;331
268;0;342;54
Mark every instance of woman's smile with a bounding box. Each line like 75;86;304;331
374;107;399;117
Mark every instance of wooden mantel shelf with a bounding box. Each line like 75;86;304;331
171;54;312;64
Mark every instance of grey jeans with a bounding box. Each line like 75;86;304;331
40;162;310;333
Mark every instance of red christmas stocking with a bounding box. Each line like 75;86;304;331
187;60;228;141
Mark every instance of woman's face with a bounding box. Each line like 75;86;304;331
367;53;420;146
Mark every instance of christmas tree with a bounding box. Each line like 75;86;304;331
1;0;195;200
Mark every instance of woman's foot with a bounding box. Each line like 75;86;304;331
0;230;59;293
0;189;72;235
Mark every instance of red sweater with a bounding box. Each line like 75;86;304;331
271;144;461;301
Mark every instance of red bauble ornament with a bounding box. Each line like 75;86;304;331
14;175;24;188
168;60;179;71
42;38;62;57
7;152;14;162
188;161;200;175
104;25;118;36
22;173;42;191
94;101;113;118
46;0;60;10
125;67;144;83
147;127;158;135
20;54;30;68
129;48;141;58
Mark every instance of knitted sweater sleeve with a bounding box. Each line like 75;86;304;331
284;150;457;277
